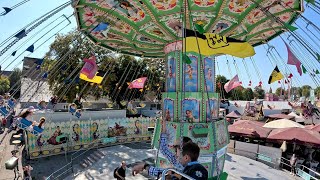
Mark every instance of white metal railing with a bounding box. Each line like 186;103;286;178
161;168;195;180
280;157;320;180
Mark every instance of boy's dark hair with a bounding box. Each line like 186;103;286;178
182;142;200;161
183;137;192;144
173;137;192;150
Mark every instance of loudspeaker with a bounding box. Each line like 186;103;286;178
5;157;18;170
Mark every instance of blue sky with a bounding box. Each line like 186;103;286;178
0;0;319;92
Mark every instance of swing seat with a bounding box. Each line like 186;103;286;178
192;127;209;138
69;107;76;114
8;100;15;109
75;112;81;118
120;101;127;106
18;118;44;135
0;107;9;116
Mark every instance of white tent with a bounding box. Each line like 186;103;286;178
263;119;305;129
288;112;305;123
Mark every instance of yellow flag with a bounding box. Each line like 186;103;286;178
184;29;255;58
268;66;284;84
79;70;105;84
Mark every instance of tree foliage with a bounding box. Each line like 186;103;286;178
291;87;302;97
8;68;22;98
253;86;265;99
242;87;254;101
44;31;163;104
216;75;230;99
275;87;284;96
301;85;311;98
0;76;10;95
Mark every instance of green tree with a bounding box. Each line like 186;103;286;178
301;85;311;97
216;75;230;99
315;86;320;98
0;76;10;95
230;87;243;100
45;31;162;104
8;68;22;98
275;87;284;96
253;86;265;99
242;87;254;101
291;87;302;97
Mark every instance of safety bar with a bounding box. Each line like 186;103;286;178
161;168;195;180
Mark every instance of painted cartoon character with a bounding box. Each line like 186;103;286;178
168;65;173;78
168;20;182;36
92;122;100;140
194;0;216;6
186;110;195;123
186;65;193;80
72;124;80;142
134;120;141;134
36;134;45;147
165;109;171;121
207;68;212;80
228;0;251;13
152;0;177;11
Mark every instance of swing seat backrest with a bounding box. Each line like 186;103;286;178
75;112;81;118
0;107;9;116
8;100;15;109
18;118;32;129
69;107;76;113
33;126;44;135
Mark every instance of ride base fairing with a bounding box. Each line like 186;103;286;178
73;0;303;178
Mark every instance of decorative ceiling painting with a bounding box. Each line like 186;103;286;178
74;0;302;58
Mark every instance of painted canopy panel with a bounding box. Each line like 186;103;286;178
74;0;302;58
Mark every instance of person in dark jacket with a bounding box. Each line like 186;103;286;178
115;161;126;180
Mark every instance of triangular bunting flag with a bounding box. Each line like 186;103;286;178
195;24;205;34
139;89;143;92
284;23;298;32
268;66;284;84
316;70;320;74
1;7;12;16
302;65;307;74
26;44;35;53
305;0;315;5
285;43;302;76
15;29;27;39
11;51;16;56
316;53;320;62
183;54;192;64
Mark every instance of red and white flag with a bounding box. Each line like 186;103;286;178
224;75;242;93
128;77;147;89
285;43;302;76
80;56;98;79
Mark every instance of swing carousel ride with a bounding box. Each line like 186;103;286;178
1;0;320;179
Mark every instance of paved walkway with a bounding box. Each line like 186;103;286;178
0;127;23;180
63;145;300;180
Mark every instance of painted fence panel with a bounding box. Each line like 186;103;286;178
27;117;156;159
